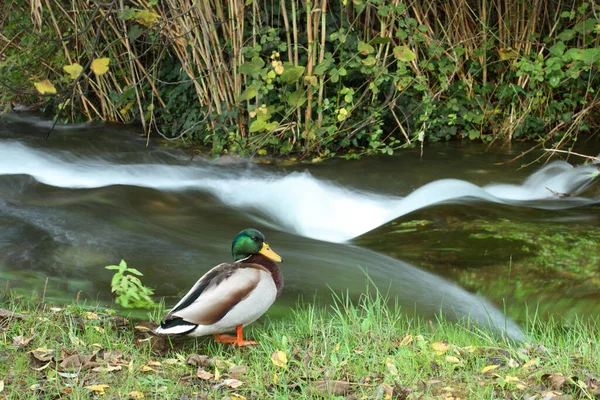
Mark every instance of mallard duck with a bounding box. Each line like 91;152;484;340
154;228;283;346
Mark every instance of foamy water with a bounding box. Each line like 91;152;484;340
1;140;598;242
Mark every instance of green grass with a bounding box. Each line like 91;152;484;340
1;289;599;399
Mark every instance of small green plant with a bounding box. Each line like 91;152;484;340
105;259;156;309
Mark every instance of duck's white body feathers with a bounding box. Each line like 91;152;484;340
155;260;279;337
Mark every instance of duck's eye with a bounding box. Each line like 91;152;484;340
251;236;258;241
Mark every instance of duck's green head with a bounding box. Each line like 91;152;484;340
232;228;283;262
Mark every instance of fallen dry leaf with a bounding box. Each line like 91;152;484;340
0;309;27;321
400;335;413;346
197;368;214;380
140;365;158;372
377;383;394;399
147;360;162;367
186;354;208;367
312;380;352;396
57;371;79;378
445;356;462;364
92;364;122;373
29;348;55;363
386;358;398;375
230;394;246;399
432;341;450;355
99;350;124;364
85;384;110;395
129;390;145;399
270;351;288;368
542;373;566;390
13;334;34;348
229;365;248;378
0;380;4;393
482;365;500;374
224;378;244;388
59;354;99;371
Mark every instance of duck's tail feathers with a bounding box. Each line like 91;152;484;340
154;317;197;335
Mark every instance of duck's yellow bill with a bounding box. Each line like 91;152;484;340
260;242;283;262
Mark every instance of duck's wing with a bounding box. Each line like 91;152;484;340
163;262;266;326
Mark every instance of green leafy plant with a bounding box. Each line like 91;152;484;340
105;259;156;309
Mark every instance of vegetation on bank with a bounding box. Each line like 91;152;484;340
1;289;599;399
1;1;600;158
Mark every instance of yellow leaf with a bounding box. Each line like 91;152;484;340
135;10;159;25
270;351;288;368
257;149;267;156
34;80;56;95
498;47;518;60
0;380;4;393
91;58;110;76
481;365;499;374
147;360;162;366
230;394;246;400
522;358;538;369
129;391;145;399
431;341;450;355
85;312;99;320
214;366;221;381
385;357;398;375
85;384;110;395
400;335;413;346
273;373;279;384
63;63;83;79
141;365;157;372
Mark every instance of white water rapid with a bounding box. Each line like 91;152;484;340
1;140;598;243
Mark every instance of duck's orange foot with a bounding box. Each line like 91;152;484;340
214;325;257;347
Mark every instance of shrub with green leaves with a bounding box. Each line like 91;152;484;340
105;260;156;309
2;0;599;159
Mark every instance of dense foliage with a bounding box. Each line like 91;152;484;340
1;1;600;158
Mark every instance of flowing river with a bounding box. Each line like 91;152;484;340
2;113;600;341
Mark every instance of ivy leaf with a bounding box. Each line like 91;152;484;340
249;120;266;133
239;57;264;75
63;63;83;79
357;41;374;55
134;10;159;25
238;87;257;102
34;80;57;95
362;56;376;66
393;46;416;62
287;89;307;107
280;64;305;84
369;37;391;45
498;47;518;60
313;59;332;76
91;58;110;76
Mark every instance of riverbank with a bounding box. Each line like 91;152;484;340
1;291;598;399
3;2;600;159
